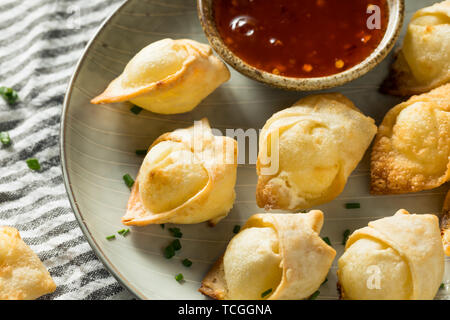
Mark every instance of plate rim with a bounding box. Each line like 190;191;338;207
59;0;145;300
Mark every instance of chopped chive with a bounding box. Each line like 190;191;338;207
0;86;19;105
172;239;182;251
322;277;328;285
342;229;351;245
160;224;165;229
130;105;142;115
233;225;241;234
182;259;192;267
169;227;183;238
440;283;445;290
135;149;147;156
345;202;360;209
118;229;126;235
26;158;41;171
123;174;135;188
106;235;116;240
261;288;273;298
121;229;130;236
322;237;331;246
164;244;175;259
0;132;11;146
175;273;184;283
309;290;320;300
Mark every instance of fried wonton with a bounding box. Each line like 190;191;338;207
0;227;56;300
199;211;336;300
381;1;450;96
91;39;230;114
338;210;444;300
371;84;450;194
256;93;377;211
122;118;237;226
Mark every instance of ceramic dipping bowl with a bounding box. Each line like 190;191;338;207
198;0;405;91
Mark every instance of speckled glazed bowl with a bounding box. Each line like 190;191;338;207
198;0;405;91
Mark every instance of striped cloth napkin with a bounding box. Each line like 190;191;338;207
0;0;132;300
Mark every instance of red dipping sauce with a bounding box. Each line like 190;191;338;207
214;0;388;78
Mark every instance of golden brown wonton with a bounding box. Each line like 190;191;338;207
338;210;444;300
91;39;230;114
199;211;335;300
382;1;450;96
0;227;56;300
371;84;450;194
256;93;377;211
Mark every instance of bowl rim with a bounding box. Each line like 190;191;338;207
197;0;405;91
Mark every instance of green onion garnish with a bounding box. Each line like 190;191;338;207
322;237;331;246
135;149;147;156
119;229;130;236
309;290;320;300
182;259;192;267
130;105;142;115
0;86;18;105
261;288;273;298
169;227;183;238
123;174;135;188
345;202;360;209
172;239;182;251
233;225;241;234
106;235;116;240
175;273;184;283
160;224;165;229
440;283;445;290
0;132;11;146
26;158;41;171
118;229;126;234
164;244;175;259
164;238;181;259
342;229;351;245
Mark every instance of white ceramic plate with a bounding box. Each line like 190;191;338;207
61;0;449;299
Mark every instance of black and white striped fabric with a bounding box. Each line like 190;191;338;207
0;0;133;300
